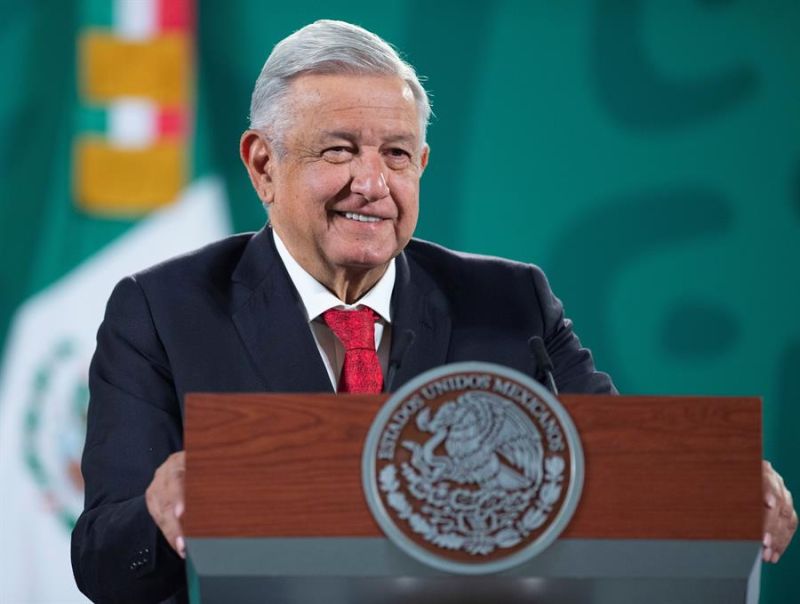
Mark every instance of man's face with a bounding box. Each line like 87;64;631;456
251;73;428;291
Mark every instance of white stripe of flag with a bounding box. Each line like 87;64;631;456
114;0;157;40
107;98;158;148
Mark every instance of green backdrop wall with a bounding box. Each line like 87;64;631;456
1;1;797;601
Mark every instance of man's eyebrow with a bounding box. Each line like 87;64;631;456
319;130;359;142
382;133;417;145
317;131;418;145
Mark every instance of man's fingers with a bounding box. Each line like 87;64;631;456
778;483;793;517
145;451;187;558
772;507;799;554
145;482;185;557
761;460;798;563
155;504;185;558
779;490;794;518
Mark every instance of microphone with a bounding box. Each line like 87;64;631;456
529;336;558;396
385;329;416;392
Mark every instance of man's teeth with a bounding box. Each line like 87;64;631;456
343;212;380;223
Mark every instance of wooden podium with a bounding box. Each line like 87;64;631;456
183;393;762;604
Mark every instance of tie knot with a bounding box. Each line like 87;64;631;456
322;307;377;351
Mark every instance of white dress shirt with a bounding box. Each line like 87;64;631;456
273;232;395;390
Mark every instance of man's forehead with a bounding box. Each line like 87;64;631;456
288;73;416;111
286;73;421;140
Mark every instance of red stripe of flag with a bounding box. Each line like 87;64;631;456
157;107;188;138
158;0;193;31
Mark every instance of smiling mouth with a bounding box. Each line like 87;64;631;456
338;211;382;223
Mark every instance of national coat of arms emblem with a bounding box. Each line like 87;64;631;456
362;362;583;574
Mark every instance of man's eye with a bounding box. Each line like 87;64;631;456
322;147;354;161
385;148;411;165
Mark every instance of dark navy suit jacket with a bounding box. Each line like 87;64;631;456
71;227;614;603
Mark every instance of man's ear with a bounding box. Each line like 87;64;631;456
240;130;276;205
419;143;430;174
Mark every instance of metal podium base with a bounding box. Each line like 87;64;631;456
186;537;761;604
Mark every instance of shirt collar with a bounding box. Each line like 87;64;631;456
273;231;395;324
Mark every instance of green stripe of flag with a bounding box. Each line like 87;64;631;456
80;0;113;28
75;105;107;135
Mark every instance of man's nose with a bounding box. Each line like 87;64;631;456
350;152;389;201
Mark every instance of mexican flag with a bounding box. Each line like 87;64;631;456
0;1;229;600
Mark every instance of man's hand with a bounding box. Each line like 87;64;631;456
762;459;797;563
145;451;186;559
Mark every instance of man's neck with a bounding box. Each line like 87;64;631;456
272;230;395;309
273;232;391;304
322;267;388;304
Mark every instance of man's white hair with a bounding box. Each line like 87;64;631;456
248;19;431;147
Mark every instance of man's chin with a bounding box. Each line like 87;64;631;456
325;236;400;264
327;249;397;275
337;257;393;274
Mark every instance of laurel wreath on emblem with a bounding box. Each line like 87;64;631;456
378;392;566;556
23;338;88;530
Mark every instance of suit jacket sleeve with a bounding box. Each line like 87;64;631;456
531;266;617;394
71;276;187;603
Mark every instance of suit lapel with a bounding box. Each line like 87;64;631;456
388;250;452;391
229;229;451;393
230;228;333;393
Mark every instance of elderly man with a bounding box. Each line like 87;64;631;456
71;19;796;604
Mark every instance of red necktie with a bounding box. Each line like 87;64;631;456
322;307;383;393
